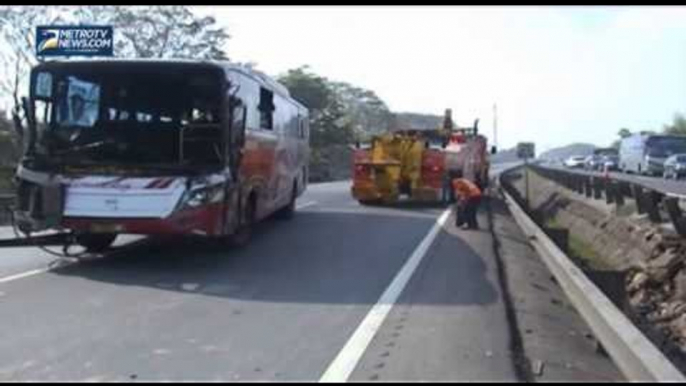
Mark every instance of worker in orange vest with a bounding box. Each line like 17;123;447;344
452;177;483;230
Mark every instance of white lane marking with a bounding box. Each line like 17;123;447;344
319;207;452;383
0;267;52;284
296;201;317;210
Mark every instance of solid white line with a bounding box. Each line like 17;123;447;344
0;267;52;284
319;207;452;383
296;201;317;210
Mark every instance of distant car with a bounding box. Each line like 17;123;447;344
564;155;586;168
583;155;603;170
663;154;686;180
600;155;619;171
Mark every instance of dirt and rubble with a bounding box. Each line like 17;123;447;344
506;168;686;370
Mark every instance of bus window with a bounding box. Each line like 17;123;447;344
259;87;274;130
56;76;100;128
228;97;247;170
299;117;306;139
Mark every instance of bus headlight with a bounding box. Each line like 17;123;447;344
177;185;224;210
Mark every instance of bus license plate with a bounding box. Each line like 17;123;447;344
91;223;123;233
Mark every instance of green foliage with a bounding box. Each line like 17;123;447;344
618;128;632;138
663;113;686;135
0;110;18;166
0;6;229;109
278;66;332;111
279;66;394;181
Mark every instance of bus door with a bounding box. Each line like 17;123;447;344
223;95;247;234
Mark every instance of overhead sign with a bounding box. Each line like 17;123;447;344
36;26;113;57
516;142;535;159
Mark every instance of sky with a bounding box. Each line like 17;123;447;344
192;5;686;153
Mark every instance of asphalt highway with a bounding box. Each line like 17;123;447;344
0;162;621;381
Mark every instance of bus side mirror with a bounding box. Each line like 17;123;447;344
491;146;497;154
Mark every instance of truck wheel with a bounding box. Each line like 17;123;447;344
76;233;117;253
276;184;297;220
230;197;256;248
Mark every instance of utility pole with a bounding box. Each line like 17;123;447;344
493;103;498;149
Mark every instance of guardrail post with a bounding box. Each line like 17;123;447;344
593;177;603;200
664;196;686;237
614;182;625;207
605;179;615;204
619;181;632;199
584;176;593;198
643;190;663;223
633;185;646;214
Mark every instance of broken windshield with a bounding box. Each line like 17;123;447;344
33;63;225;169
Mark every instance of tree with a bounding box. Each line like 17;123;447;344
278;66;332;111
111;6;229;60
0;6;230;111
278;66;367;181
278;66;355;148
329;81;392;140
663;113;686;135
0;110;18;165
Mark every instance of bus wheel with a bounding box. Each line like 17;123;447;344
75;233;117;253
230;197;256;248
276;184;297;220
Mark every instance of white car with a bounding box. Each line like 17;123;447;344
564;156;586;168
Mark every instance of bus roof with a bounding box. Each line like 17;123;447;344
31;58;306;111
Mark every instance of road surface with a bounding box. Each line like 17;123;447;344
0;163;620;381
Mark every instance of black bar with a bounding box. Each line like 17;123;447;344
605;179;614;204
593;177;603;200
0;233;69;248
633;185;646;214
643;190;663;223
614;182;625;207
664;197;686;237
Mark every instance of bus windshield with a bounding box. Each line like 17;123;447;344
646;136;686;157
32;63;225;170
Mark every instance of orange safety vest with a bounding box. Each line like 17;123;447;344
452;178;482;200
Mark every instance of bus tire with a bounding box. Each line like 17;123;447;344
276;183;297;220
230;195;256;248
76;233;117;253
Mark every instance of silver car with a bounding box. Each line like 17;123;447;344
663;154;686;180
583;155;603;170
601;155;619;171
564;156;586;169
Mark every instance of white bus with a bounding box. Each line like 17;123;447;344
619;133;686;176
13;59;309;251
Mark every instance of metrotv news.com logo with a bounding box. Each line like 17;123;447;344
36;26;113;57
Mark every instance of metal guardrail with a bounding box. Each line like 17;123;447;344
497;166;686;381
528;164;686;237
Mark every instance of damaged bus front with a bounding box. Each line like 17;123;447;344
12;60;309;252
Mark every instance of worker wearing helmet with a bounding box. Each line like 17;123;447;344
452;177;483;230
